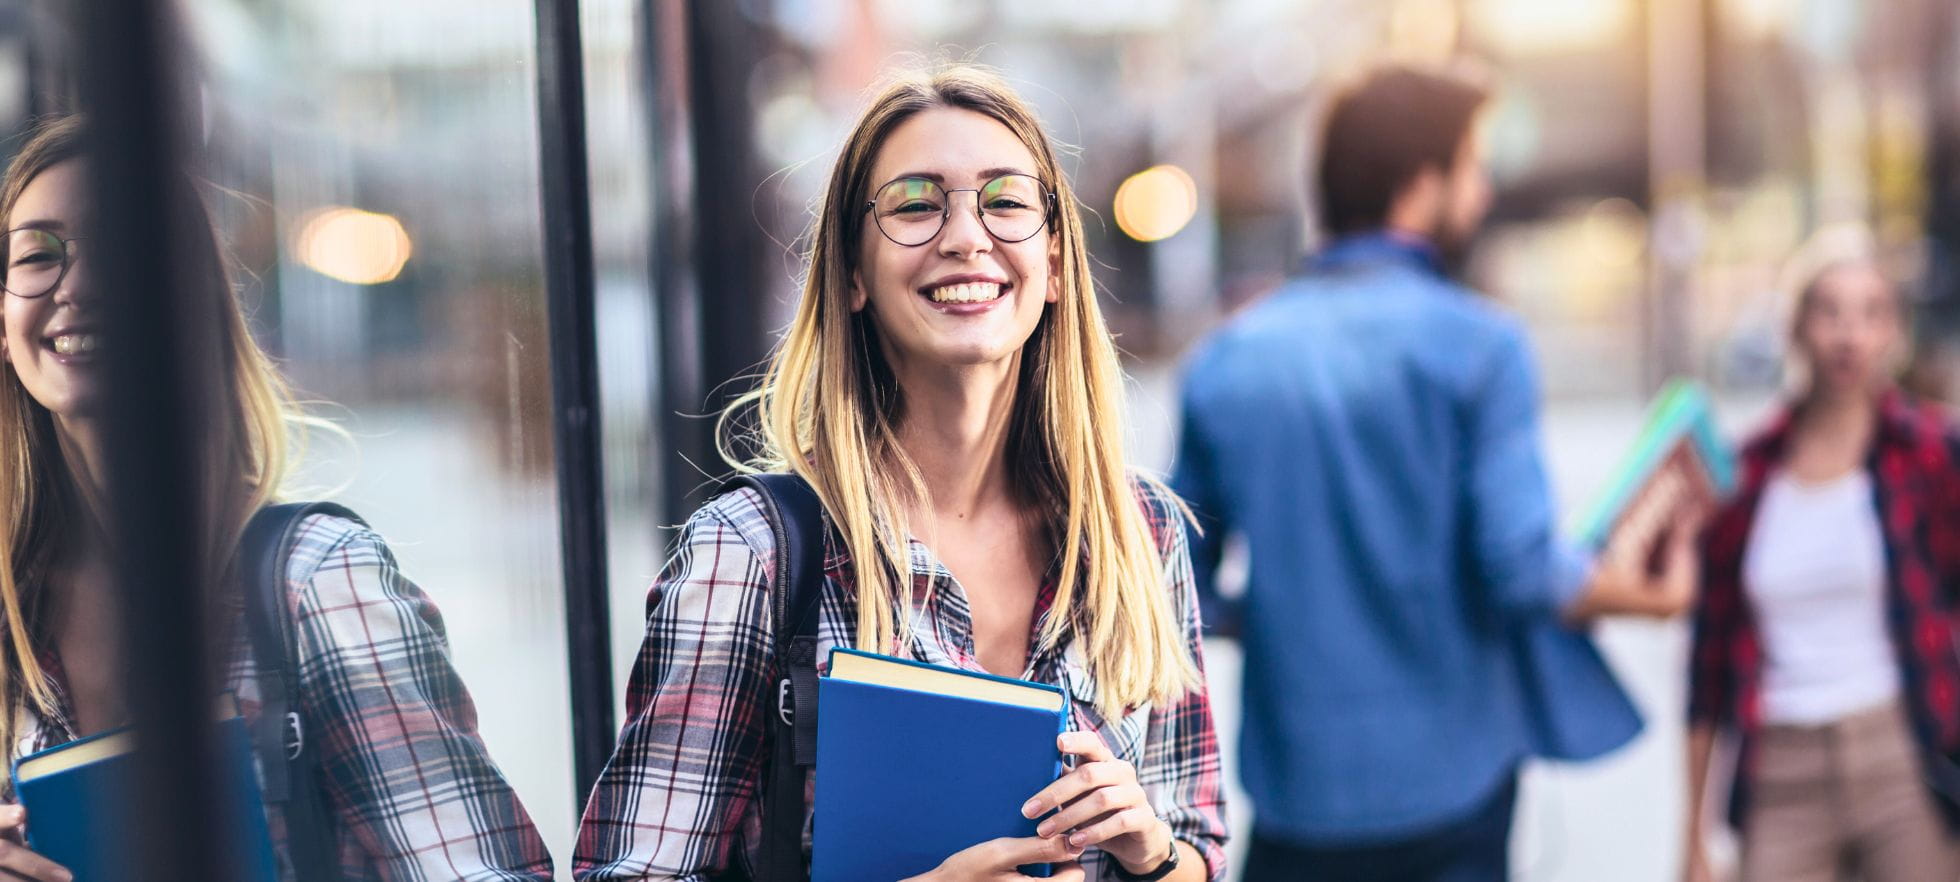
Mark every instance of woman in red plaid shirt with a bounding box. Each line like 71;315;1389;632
1685;256;1960;882
576;64;1227;881
0;117;555;881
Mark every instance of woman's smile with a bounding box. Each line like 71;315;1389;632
919;273;1012;315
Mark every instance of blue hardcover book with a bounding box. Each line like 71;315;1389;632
813;648;1069;882
10;698;279;881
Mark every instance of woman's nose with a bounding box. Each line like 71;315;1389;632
937;198;992;258
49;249;89;307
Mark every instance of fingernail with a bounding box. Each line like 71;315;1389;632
1036;820;1052;837
1068;831;1086;848
1021;799;1041;818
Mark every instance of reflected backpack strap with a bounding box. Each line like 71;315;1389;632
721;474;825;882
241;501;365;882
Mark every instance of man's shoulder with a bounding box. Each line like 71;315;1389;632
1189;270;1521;370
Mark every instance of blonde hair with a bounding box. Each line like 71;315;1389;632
0;116;303;751
723;65;1200;714
1778;224;1908;396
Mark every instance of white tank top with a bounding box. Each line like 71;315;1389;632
1742;469;1900;725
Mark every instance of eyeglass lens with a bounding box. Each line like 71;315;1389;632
869;174;1048;246
4;229;73;298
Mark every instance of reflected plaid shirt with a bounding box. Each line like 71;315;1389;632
573;480;1229;881
1691;393;1960;826
13;514;556;882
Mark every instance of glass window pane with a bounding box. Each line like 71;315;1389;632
183;0;577;860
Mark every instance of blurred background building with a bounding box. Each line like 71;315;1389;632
7;0;1960;878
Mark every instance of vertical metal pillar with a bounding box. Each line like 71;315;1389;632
532;0;617;802
76;0;227;877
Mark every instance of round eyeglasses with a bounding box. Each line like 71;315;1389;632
4;229;84;299
864;173;1055;247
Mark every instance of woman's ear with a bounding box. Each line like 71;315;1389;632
849;268;868;312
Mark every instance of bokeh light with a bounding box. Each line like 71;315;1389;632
1468;0;1632;54
1113;165;1198;243
293;207;413;285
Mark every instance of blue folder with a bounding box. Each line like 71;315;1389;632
10;706;279;881
813;649;1068;882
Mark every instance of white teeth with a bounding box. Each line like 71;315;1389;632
928;282;1002;304
52;334;98;355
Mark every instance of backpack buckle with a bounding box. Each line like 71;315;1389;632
777;678;795;727
282;710;305;760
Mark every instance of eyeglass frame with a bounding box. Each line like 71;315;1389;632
2;229;87;299
860;173;1059;248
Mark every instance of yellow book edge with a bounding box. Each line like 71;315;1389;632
828;652;1066;714
16;693;243;782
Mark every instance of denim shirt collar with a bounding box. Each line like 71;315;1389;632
1309;230;1445;278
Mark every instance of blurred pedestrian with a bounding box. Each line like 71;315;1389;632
1685;258;1960;882
1170;64;1700;882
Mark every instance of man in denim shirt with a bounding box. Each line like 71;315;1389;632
1172;65;1702;881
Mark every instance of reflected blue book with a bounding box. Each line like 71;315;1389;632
10;698;279;882
812;649;1068;882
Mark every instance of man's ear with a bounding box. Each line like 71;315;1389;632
1388;166;1445;233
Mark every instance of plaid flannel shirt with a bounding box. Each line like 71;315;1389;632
13;513;556;881
1691;392;1960;827
574;480;1229;881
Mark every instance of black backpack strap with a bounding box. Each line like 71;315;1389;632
240;501;366;882
719;474;826;882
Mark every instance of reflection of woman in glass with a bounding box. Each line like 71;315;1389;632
1686;258;1960;882
576;65;1227;881
0;117;555;880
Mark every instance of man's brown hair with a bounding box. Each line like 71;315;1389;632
1315;65;1490;237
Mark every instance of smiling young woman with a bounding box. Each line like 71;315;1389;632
574;65;1227;882
0;116;554;881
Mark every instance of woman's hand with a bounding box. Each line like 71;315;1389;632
0;805;71;882
1682;835;1717;882
1568;507;1708;622
902;836;1084;881
1022;731;1175;875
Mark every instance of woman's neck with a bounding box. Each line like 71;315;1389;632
1798;383;1880;437
892;357;1022;522
52;415;112;548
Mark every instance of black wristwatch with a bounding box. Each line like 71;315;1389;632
1111;834;1180;881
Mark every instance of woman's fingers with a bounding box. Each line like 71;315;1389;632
0;805;26;847
1022;732;1129;820
915;835;1082;882
1061;806;1157;850
1034;780;1146;838
1652;505;1709;614
1056;731;1114;764
982;835;1080;870
1028;761;1133;829
1048;861;1087;882
0;840;71;882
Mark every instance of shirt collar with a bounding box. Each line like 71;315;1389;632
1751;387;1919;461
1309;229;1446;278
828;532;1069;679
